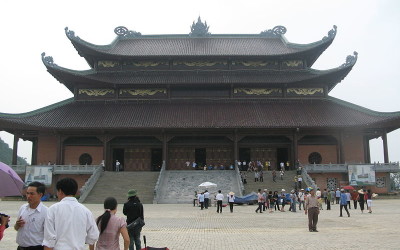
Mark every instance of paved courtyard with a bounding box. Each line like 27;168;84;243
1;199;399;249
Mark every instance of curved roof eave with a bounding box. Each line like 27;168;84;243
64;26;337;66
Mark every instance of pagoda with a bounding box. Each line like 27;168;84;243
1;18;399;176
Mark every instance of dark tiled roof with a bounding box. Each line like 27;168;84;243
1;98;399;131
45;65;353;93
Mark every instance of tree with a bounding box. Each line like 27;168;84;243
0;137;29;165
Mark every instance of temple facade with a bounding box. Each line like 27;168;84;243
1;19;399;179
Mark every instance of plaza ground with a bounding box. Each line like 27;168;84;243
1;199;399;249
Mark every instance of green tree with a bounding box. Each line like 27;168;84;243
0;137;29;165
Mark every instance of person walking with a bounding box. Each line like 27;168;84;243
335;188;341;204
198;192;205;210
255;189;264;213
339;189;350;217
298;189;305;210
96;197;129;250
351;190;359;210
228;192;235;213
43;178;99;250
305;187;319;232
15;181;48;250
216;190;224;213
366;189;374;213
204;190;210;209
272;170;277;182
358;189;365;213
268;191;275;213
123;189;144;250
345;190;351;209
326;189;331;210
273;191;280;211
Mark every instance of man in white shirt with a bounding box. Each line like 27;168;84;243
43;178;99;250
204;190;210;209
216;190;224;213
15;181;48;250
115;160;121;172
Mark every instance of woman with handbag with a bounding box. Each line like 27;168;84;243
95;197;130;250
123;189;144;250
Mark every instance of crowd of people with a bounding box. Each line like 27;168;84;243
0;178;145;250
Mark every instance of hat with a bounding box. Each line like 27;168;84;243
281;189;285;192
291;190;294;193
264;189;268;191
229;191;235;195
127;189;137;197
301;188;304;191
341;189;344;192
358;189;364;194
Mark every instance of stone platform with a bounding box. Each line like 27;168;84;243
0;200;399;249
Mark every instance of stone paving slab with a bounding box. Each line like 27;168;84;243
1;200;399;249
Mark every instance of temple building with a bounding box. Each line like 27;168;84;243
1;18;399;193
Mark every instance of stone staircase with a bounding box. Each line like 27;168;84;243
242;171;301;194
84;171;160;204
157;170;240;204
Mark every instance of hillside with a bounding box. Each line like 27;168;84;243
0;137;29;165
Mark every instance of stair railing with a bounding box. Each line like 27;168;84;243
301;166;317;190
78;166;103;203
153;160;166;204
235;161;244;196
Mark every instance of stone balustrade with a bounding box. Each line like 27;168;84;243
304;162;400;173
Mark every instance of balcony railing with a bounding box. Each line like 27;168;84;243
10;165;101;175
304;163;400;173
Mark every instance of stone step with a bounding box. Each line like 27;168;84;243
242;171;301;194
84;171;160;204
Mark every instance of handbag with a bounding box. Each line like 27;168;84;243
127;217;145;230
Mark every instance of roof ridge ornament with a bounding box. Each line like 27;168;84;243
65;27;79;40
190;17;210;37
114;26;141;38
323;25;337;41
341;51;358;67
260;26;287;37
41;52;57;67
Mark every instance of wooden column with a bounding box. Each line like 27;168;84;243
337;131;345;164
234;130;238;167
31;138;38;165
12;134;19;165
382;131;389;163
56;135;62;165
162;133;168;169
363;136;371;163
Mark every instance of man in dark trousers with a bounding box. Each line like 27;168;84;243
123;189;144;250
305;187;320;232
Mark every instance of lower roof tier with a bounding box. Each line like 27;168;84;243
1;97;399;133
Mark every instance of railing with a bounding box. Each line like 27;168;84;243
301;167;317;190
304;162;400;173
234;161;244;196
78;166;103;203
10;164;101;174
153;161;166;204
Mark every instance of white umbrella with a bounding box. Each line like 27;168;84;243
198;182;217;188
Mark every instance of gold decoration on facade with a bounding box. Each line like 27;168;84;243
233;61;278;67
234;88;282;95
98;61;119;68
287;88;323;95
282;60;303;67
79;89;114;96
120;89;167;96
126;61;168;67
173;61;227;67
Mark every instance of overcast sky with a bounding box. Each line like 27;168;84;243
0;0;399;164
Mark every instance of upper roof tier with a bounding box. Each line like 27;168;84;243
65;18;338;68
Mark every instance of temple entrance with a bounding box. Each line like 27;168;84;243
151;148;162;171
113;148;124;171
277;148;289;170
239;148;251;171
195;148;206;168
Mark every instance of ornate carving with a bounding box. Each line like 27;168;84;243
260;26;287;37
234;88;282;95
190;17;210;37
98;61;119;68
282;60;303;67
114;26;141;38
341;51;358;67
126;61;168;67
173;61;226;67
64;27;76;38
78;89;114;96
287;88;324;96
120;89;167;96
41;52;57;67
233;61;278;67
323;25;337;40
376;177;386;188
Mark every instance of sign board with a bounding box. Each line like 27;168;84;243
348;164;375;186
25;166;53;186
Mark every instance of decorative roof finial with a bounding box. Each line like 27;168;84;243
323;25;337;41
260;26;287;37
190;17;210;37
341;51;358;67
114;26;141;38
41;52;57;67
